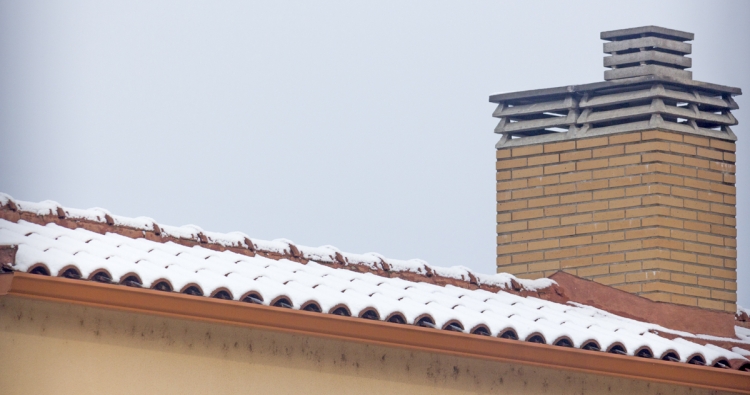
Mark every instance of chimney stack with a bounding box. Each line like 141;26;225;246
492;26;741;313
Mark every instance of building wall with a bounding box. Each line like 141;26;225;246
496;130;737;312
0;295;730;395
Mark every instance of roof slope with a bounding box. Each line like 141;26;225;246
0;193;748;372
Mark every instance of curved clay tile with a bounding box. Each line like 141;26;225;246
27;263;50;276
119;272;143;287
329;304;352;316
210;288;233;300
357;307;380;320
470;324;491;336
150;278;174;292
385;312;407;324
525;332;546;344
88;269;113;283
301;300;322;313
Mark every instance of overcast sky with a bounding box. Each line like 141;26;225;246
1;1;748;307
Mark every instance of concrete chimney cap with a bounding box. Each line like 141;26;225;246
600;26;694;42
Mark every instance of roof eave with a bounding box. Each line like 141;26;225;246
2;272;749;394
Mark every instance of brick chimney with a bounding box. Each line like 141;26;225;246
492;26;741;313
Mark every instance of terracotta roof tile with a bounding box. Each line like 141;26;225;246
0;193;749;371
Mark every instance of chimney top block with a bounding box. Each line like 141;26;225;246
601;26;694;42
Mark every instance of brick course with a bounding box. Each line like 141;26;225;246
496;131;737;313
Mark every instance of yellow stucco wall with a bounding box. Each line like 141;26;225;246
0;296;733;394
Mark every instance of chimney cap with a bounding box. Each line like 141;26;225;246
600;26;694;42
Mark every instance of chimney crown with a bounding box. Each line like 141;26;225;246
602;26;694;81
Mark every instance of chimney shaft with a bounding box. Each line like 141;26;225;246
491;27;741;313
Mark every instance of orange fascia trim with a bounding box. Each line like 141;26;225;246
5;272;750;394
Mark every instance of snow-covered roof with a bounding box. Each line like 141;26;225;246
1;193;749;371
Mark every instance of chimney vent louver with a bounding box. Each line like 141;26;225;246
602;26;694;81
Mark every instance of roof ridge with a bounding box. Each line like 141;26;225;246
0;193;563;300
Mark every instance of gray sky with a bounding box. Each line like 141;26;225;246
1;1;749;307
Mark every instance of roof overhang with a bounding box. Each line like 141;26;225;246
1;272;748;394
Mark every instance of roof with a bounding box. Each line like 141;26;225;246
1;193;749;374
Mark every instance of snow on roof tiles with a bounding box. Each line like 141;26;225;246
0;193;749;371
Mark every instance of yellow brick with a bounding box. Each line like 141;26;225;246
497;149;511;159
642;292;671;303
497;200;527;212
516;272;546;280
683;135;709;147
512;145;544;157
684;221;710;233
528;195;559;208
577;158;609;171
593;210;624;221
593;274;625;286
593;167;625;179
593;145;624;158
683;156;709;169
528;175;560;187
684;286;711;298
724;152;737;162
560;256;593;268
711;268;736;279
511;229;544;242
545;162;576;175
642;260;683;272
609;176;641;187
576;244;608;256
496;171;512;181
609;240;642;252
642;173;683;186
528;217;560;229
593;231;624;243
497;243;528;254
608;219;640;230
528;261;561;272
560;235;591;247
609;155;641;167
593;253;624;265
560;150;592;162
497;221;528;233
626;249;669;261
544;205;576;216
544;248;577;260
577;201;608;212
684;177;711;191
626;270;669;282
496;255;511;265
697;169;723;182
577;179;609;192
577;265;610;277
670;165;696;178
671;186;697;199
528;239;560;251
724;174;736;183
671;229;697;241
671;273;697;284
544;183;576;196
711;223;736;237
577;137;609;149
512;251;544;264
696;147;723;161
670;208;697;220
626;184;670;197
543;226;576;238
710;139;735;152
642;216;682;229
725;281;737;291
711;203;735;216
512;166;544;179
610;261;641;273
683;199;710;212
642;130;683;142
614;283;642;293
544;141;576;153
710;246;736;258
670;143;696;156
560;171;592;184
698;255;723;267
671;294;698;307
625;163;670;175
696;233;724;246
642;152;683;165
498;179;528;190
498;263;528;274
497;191;512;201
642;281;684;294
643;238;683;250
497;213;511;223
576;222;607;234
626;206;670;218
643;195;684;208
609;133;641;144
626;227;670;239
512;208;544;221
626;141;670;154
711;290;737;302
593;188;625;200
528;154;560;166
560;213;592;226
497;157;528;169
609;197;641;209
561;192;592;204
724;259;737;268
697;298;725;310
